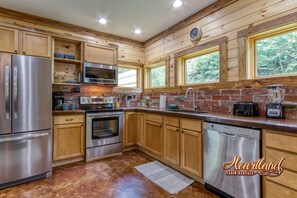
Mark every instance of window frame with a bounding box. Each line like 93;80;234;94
144;56;170;89
174;36;228;86
181;46;220;85
117;65;142;88
247;23;297;79
148;63;167;88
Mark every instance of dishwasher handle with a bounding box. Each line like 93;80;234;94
218;131;237;138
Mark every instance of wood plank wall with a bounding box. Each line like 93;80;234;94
144;0;297;87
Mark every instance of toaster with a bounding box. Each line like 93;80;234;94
233;102;259;117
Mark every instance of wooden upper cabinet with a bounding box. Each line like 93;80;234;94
0;26;18;53
22;31;51;57
84;43;118;65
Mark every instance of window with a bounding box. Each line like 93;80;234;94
144;57;169;89
248;25;297;78
177;46;220;85
150;65;166;88
185;50;219;84
117;66;139;88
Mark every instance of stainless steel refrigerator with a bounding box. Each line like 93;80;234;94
0;53;52;188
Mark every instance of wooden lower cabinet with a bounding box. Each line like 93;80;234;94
163;124;180;165
53;115;85;162
179;118;203;177
263;129;297;198
180;129;202;177
144;120;163;156
124;112;136;147
135;112;144;147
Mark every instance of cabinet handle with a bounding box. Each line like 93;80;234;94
14;50;18;53
66;119;73;121
176;129;179;132
181;130;184;133
160;124;162;127
23;51;26;54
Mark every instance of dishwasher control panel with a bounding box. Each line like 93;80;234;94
204;122;261;139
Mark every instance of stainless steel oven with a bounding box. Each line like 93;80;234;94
83;62;118;84
81;96;123;162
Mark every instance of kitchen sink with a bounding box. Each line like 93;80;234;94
166;109;207;114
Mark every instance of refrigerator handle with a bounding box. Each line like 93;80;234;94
5;65;10;120
13;66;18;120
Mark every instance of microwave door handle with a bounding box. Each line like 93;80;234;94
5;65;10;119
13;66;18;120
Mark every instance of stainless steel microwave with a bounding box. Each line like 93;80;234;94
83;62;118;84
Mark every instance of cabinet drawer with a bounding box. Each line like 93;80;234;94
265;180;297;198
266;148;297;172
265;131;297;153
267;169;297;191
144;113;163;123
164;116;179;127
180;118;202;132
54;115;84;125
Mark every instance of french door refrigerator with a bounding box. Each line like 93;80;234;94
0;53;52;188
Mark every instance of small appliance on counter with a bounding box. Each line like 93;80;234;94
266;84;285;119
233;102;259;116
124;94;132;107
53;92;64;110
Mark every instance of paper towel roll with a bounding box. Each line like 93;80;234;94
160;95;167;109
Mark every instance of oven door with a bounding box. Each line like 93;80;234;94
83;62;118;84
86;112;123;148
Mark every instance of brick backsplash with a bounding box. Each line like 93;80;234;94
144;86;297;119
53;85;297;119
52;84;142;108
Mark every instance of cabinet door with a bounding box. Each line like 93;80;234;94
84;43;117;65
136;113;144;147
53;123;85;161
144;120;163;156
164;125;180;165
124;112;135;147
22;31;51;57
180;129;202;177
0;27;18;53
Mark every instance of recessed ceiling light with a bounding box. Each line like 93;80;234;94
134;29;142;34
98;18;107;24
172;0;184;8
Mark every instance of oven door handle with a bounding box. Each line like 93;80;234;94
87;114;122;119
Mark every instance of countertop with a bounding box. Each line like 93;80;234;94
122;107;297;133
52;109;85;115
52;107;297;133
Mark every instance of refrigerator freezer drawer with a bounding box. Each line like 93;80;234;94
0;130;52;185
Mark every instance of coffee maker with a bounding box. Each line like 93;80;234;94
266;84;285;118
53;92;64;110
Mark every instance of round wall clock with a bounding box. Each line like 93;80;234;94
190;27;202;43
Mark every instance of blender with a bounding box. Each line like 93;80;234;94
266;84;285;118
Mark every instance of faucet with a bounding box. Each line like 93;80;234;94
184;88;197;110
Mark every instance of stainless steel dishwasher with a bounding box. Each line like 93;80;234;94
203;122;261;198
